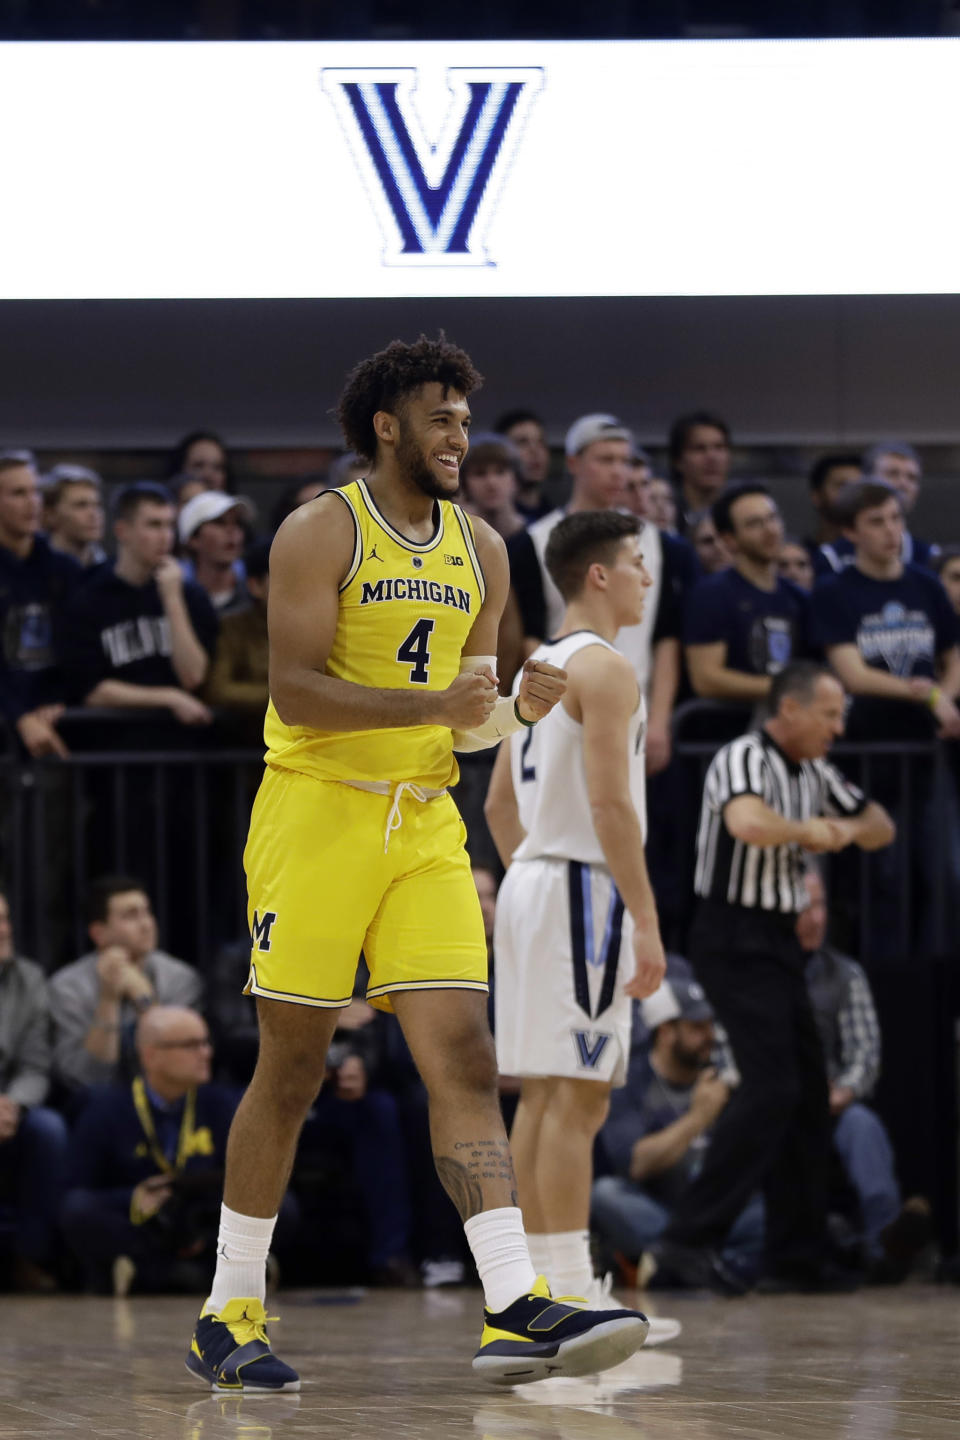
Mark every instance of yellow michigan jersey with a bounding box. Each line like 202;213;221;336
245;477;490;1011
262;477;486;790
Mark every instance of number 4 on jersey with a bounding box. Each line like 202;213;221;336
397;617;435;684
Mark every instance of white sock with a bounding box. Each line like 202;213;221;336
463;1206;538;1313
205;1204;277;1313
526;1232;552;1279
547;1229;594;1297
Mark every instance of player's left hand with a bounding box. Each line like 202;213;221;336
516;659;567;724
625;930;667;1000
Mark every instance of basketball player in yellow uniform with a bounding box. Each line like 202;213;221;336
185;336;653;1391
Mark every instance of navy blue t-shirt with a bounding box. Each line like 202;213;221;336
684;568;809;676
59;564;218;704
0;535;81;724
810;563;958;738
813;531;939;579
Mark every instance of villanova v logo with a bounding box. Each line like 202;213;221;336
322;66;544;266
572;1030;612;1072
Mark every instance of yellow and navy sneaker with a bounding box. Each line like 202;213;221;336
185;1298;300;1393
472;1276;649;1385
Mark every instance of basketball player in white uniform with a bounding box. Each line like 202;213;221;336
485;509;667;1309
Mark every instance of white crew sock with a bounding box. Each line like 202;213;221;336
205;1204;277;1313
463;1206;538;1313
526;1232;552;1279
547;1229;594;1297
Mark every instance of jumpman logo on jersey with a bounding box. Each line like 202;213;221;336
368;544;384;563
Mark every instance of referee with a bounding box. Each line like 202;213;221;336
651;661;894;1293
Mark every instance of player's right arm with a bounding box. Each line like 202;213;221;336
268;496;496;732
484;739;526;870
575;646;666;999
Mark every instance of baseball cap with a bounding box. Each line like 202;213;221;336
178;491;246;545
564;413;632;458
640;977;714;1029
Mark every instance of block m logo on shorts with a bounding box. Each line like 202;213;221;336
251;910;278;953
321;66;544;266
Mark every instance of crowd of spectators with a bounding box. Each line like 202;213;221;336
2;405;959;1294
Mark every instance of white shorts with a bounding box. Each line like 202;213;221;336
493;856;634;1087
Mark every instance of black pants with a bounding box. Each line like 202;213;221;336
663;900;832;1270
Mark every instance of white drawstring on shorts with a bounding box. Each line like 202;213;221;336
338;778;446;852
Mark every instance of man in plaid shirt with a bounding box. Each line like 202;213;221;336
799;869;931;1282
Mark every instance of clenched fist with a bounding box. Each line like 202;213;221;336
434;669;498;730
516;659;567;724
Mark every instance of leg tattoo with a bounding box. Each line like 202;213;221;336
435;1139;519;1221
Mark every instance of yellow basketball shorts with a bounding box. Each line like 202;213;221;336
243;765;489;1012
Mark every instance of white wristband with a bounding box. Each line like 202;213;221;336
453;695;528;753
459;654;498;677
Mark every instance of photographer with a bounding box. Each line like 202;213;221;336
60;1006;237;1294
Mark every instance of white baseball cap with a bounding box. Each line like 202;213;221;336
564;413;633;458
178;491;246;544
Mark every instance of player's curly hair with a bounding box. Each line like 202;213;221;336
336;333;483;461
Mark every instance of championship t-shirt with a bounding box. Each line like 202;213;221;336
810;563;958;738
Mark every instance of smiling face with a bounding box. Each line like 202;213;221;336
382;382;471;500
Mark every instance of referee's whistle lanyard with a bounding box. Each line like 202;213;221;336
131;1074;198;1175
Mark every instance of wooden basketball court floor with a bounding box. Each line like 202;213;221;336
1;1284;958;1440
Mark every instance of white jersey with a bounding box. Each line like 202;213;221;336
510;631;647;866
529;508;663;692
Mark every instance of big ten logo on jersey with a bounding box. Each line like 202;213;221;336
572;1029;611;1072
321;66;544;267
251;910;278;953
444;553;464;566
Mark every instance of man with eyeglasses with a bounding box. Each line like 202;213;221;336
0;450;81;758
60;1006;237;1296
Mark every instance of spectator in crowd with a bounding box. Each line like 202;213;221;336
59;482;217;728
815;445;938;576
668;410;732;536
592;977;764;1285
328;452;367;491
169;472;209;516
270;477;330;533
457;434;526;540
178;491;250;616
41;464;106;568
49;875;203;1094
806;452;862;568
204;537;270;728
778;538;814;591
296;997;415;1286
0;889;68;1289
862;441;938;569
0;451;79;757
684;484;809;707
494;408;551;519
810;481;960;742
690;513;729;575
167;430;232;493
811;481;960;955
60;1006;237;1294
934;546;960;616
797;869;932;1284
649;662;894;1294
647;477;678;533
620;447;654;520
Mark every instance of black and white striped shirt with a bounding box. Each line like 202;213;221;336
694;729;866;914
